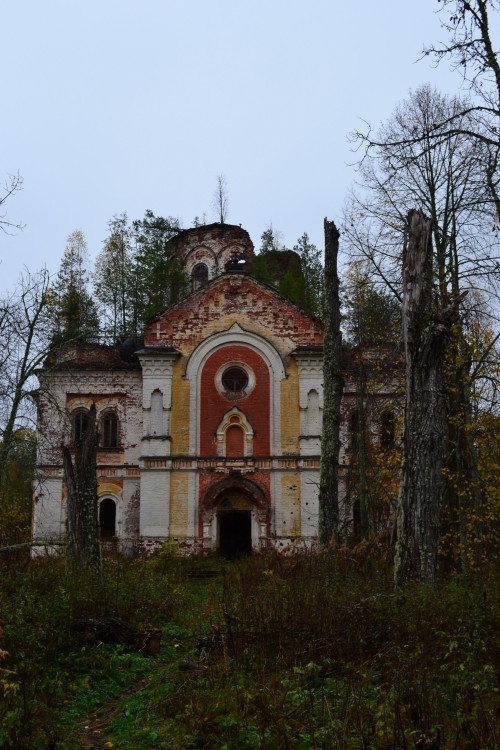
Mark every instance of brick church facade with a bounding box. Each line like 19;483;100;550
33;223;398;555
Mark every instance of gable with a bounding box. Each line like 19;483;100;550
144;273;323;354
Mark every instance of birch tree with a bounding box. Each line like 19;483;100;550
212;174;229;224
94;214;134;340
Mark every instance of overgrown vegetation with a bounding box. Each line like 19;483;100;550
1;551;500;749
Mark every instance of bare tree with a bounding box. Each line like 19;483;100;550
0;269;54;487
353;2;500;221
212;174;229;224
318;219;343;545
423;0;500;218
346;85;500;570
395;210;465;585
348;86;498;298
0;172;24;235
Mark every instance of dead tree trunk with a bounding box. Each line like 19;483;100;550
318;219;344;545
63;403;101;575
394;210;464;586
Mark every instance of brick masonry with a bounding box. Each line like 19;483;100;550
33;224;402;555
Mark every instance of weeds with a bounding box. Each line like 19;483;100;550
1;552;500;748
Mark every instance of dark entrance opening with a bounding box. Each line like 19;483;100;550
219;511;252;559
99;498;116;538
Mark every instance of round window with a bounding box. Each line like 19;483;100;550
215;361;255;401
221;366;249;395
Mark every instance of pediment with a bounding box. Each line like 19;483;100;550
144;273;323;351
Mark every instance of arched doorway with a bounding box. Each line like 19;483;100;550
201;477;270;556
217;495;252;559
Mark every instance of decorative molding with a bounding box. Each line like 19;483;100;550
185;324;286;456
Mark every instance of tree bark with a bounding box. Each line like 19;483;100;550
318;219;344;545
356;364;373;538
63;403;101;574
394;210;464;586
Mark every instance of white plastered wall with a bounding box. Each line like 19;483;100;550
293;352;323;540
33;368;143;546
137;351;178;538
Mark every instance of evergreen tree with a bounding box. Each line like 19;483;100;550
293;233;324;317
53;230;99;344
251;225;303;305
251;226;324;316
343;260;400;346
131;210;187;323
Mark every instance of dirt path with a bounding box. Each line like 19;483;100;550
77;678;148;749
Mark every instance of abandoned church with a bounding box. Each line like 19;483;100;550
33;223;399;556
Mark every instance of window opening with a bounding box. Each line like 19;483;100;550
73;411;89;445
221;366;249;395
102;412;119;448
99;498;116;538
191;263;208;291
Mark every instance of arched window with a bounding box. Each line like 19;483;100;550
99;498;116;538
191;263;208;291
101;412;119;448
72;410;89;445
380;410;395;449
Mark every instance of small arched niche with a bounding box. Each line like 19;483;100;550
150;389;164;436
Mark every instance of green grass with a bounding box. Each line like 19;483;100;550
1;550;500;748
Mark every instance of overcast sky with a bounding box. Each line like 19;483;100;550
2;0;477;290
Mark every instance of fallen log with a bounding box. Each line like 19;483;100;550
72;617;162;655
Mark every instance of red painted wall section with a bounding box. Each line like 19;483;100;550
226;425;244;456
200;345;270;455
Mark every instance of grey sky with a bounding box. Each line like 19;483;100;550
2;1;471;289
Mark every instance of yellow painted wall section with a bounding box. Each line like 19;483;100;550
175;312;294;362
169;472;189;536
97;481;123;497
281;473;301;535
281;358;300;453
170;357;190;453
